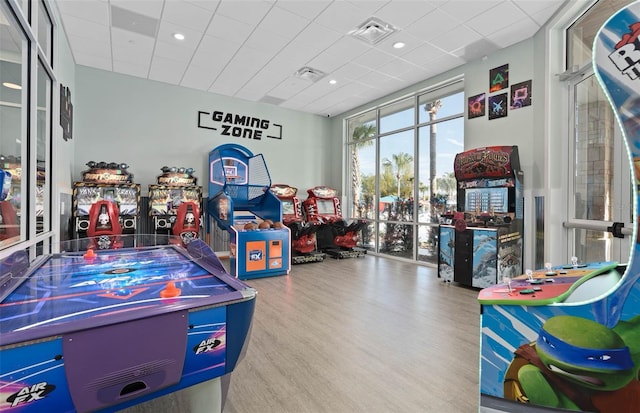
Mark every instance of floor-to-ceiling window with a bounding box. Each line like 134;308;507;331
564;0;634;264
0;0;55;256
346;79;464;264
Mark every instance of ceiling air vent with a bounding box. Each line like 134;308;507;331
295;67;326;82
349;17;396;45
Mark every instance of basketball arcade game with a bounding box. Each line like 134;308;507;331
72;162;140;247
478;4;640;412
148;166;203;245
207;144;291;280
302;186;367;259
438;145;524;288
270;184;325;264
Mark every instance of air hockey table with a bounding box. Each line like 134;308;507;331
0;238;256;413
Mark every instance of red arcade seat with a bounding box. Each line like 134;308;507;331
87;200;123;250
171;201;200;246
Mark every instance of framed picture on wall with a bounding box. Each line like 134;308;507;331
467;93;486;119
489;64;509;92
510;80;532;109
60;84;73;141
488;93;508;120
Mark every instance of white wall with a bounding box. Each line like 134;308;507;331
74;67;334;196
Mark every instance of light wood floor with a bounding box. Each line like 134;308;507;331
123;255;480;413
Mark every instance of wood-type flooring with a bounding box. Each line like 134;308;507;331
121;255;480;413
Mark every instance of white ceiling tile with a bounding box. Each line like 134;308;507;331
400;42;447;67
486;16;539;48
149;55;189;84
315;1;372;32
513;0;566;17
466;1;529;37
345;0;389;15
180;65;218;90
156;20;204;49
274;0;331;20
376;57;422;78
429;25;483;53
67;33;110;57
353;47;395;70
266;76;313;99
60;15;109;42
111;27;155;61
244;28;290;55
405;8;462;42
110;0;165;19
438;0;503;23
528;4;563;26
373;0;438;28
55;0;109;25
184;0;221;12
162;0;214;31
216;0;273;26
205;14;253;44
258;5;310;38
76;54;112;71
154;39;197;63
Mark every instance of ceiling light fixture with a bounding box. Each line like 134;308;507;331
349;17;396;45
393;42;405;49
329;79;337;85
173;33;185;40
2;82;22;90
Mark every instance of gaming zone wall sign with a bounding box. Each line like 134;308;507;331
197;110;283;141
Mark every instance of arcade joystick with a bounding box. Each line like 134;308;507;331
84;249;97;260
160;281;181;298
544;262;557;276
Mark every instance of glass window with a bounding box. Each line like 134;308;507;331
379;98;414;134
0;6;28;248
36;59;51;234
346;80;464;264
566;0;635;69
37;0;53;62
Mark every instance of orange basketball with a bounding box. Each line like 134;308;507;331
258;221;271;229
244;222;257;230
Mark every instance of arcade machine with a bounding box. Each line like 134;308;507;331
206;144;291;280
0;169;19;243
0;155;44;233
478;4;640;412
438;145;524;288
270;184;325;264
302;186;367;259
72;162;140;247
148;166;202;245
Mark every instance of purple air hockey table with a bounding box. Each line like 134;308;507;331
0;239;256;413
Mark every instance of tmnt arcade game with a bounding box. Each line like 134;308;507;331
478;4;640;412
270;184;325;264
207;144;290;280
72;162;140;247
148;166;202;245
302;186;367;259
438;146;524;288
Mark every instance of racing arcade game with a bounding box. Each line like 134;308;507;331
303;186;366;259
438;146;523;288
72;162;140;247
148;166;202;245
270;184;325;264
206;144;291;280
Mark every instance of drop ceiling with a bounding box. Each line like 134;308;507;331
55;0;569;117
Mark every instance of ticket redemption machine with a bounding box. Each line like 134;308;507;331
207;144;291;280
0;169;18;242
478;5;640;412
148;166;202;245
72;162;140;247
302;186;367;259
438;145;524;288
270;184;325;264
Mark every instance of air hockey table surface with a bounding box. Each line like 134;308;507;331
0;238;256;413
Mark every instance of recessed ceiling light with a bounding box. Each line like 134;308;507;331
393;42;406;49
329;79;337;85
3;82;22;90
173;33;185;40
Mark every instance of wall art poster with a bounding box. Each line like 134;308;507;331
489;64;509;92
510;80;532;109
60;84;73;141
488;93;508;120
468;93;486;119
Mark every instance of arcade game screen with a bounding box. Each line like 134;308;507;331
74;186;139;216
282;200;295;215
149;187;201;215
317;199;336;215
464;187;508;213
